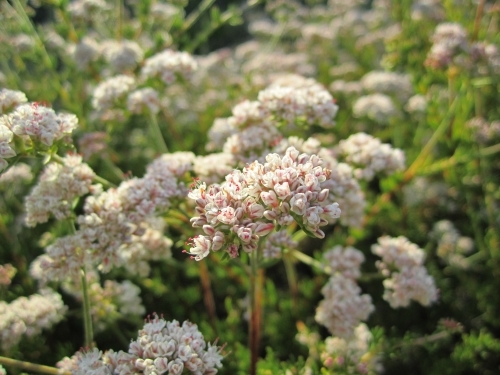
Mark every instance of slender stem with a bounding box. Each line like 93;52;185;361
199;260;217;334
81;267;94;348
0;356;70;375
249;246;263;375
116;0;124;40
283;251;298;311
290;249;332;275
472;0;486;41
149;112;169;154
93;174;117;188
182;0;217;32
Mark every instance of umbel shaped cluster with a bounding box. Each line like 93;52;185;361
187;146;341;260
59;314;224;375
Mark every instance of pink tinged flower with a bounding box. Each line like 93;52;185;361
217;206;237;225
237;227;253;243
227;243;239;258
129;341;143;356
323;203;341;219
304;174;320;190
203;225;215;236
244;199;265;219
312;228;325;239
177;344;193;361
263;210;278;221
305;207;322;226
153;358;169;373
185;356;203;371
254;222;275;236
260;190;279;208
318;188;329;202
167;359;184;375
160;340;177;357
274;182;291;200
243;242;258;253
212;232;225;251
187;235;211;261
290;193;308;215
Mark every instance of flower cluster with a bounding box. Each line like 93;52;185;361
466;117;500;145
0;88;27;114
92;75;136;114
1;102;78;147
59;314;224;375
262;230;298;259
323;246;365;279
352;94;400;124
0;263;16;286
336;132;405;180
372;236;438;308
0;120;15;171
431;220;474;269
315;275;374;339
187;147;340;260
127;88;160;115
101;39;144;72
141;49;198;85
25;154;96;226
321;324;382;375
0;288;67;351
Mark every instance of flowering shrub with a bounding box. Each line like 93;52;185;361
0;1;499;375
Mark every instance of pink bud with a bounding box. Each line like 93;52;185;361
254;222;275;236
263;210;277;220
203;225;215;236
318;188;329;202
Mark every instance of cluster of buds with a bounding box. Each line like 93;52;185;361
187;147;341;260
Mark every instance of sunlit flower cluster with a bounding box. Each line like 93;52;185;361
323;246;365;279
187;146;341;260
0;88;27;114
141;49;198;85
352;94;399;124
0;288;67;351
431;220;474;269
59;314;224;375
336;132;405;180
372;236;438;308
25;154;96;226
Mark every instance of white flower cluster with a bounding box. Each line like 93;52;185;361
319;149;366;228
127;88;160;115
425;22;468;69
102;40;144;72
336;132;405;180
0;88;27;114
352;94;399;124
321;323;382;374
323;246;365;279
405;94;428;115
360;71;413;102
466;117;500;145
188;147;341;260
262;230;298;259
431;220;474;269
0;121;15;171
141;49;198;85
315;275;374;339
59;314;224;375
68;0;109;21
372;236;438;308
25;154;96;226
92;75;136;113
0;288;67;351
1;102;78;147
72;36;101;70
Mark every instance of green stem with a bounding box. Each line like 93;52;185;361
290;249;331;275
81;267;94;348
182;0;217;32
149;112;169;154
249;246;263;375
0;356;70;375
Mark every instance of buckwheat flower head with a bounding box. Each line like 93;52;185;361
72;36;101;70
262;230;298;259
68;0;109;21
206;118;238;151
337;132;405;181
25;154;96;226
321;323;383;374
69;314;224;374
102;40;144;72
258;83;339;128
425;22;469;69
141;49;198;85
372;236;438;308
273;136;322;156
432;220;474;268
352;94;399;124
150;2;182;21
194;153;236;185
187;147;341;260
405;94;428;115
92;75;136;113
0;121;16;171
78;131;109;160
361;71;413;102
4;102;78;146
0;288;67;351
466;117;500;145
323;246;365;279
315;275;374;339
127;88;160;114
329;80;364;97
0;88;28;114
146;151;195;178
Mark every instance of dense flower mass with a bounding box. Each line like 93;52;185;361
141;49;198;85
25;154;96;226
187;146;341;260
59;314;224;375
0;88;27;114
372;236;438;308
323;246;365;279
